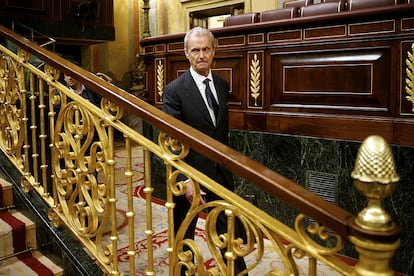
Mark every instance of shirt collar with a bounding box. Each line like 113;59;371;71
190;67;212;86
68;84;86;95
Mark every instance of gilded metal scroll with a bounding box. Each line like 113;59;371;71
0;54;25;164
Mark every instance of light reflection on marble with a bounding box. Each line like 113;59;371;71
148;125;413;275
229;130;414;276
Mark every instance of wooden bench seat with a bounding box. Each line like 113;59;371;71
224;0;406;26
300;2;344;17
223;13;259;27
259;7;296;22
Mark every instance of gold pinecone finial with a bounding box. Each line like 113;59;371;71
351;135;399;184
351;135;399;231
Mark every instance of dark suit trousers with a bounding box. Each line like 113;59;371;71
173;169;248;275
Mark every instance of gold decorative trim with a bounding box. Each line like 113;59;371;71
295;214;343;255
158;132;189;161
249;53;261;107
406;43;414;112
48;208;63;228
156;59;165;101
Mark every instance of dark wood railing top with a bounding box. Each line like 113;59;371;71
1;24;400;240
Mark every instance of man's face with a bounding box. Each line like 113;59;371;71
185;34;215;77
64;74;79;88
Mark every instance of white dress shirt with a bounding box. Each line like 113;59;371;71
189;67;219;126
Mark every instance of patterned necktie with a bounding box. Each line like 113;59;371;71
203;78;219;118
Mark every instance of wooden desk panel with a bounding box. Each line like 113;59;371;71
142;4;414;146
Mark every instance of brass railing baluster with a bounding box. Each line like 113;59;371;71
144;147;155;275
124;136;137;273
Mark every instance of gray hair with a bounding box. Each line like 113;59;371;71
184;27;215;54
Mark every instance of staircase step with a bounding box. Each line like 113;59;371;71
0;178;13;208
0;176;64;274
0;252;63;275
0;210;36;258
10;211;37;250
34;251;64;276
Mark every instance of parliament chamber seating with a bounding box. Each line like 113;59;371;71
347;0;396;11
223;0;403;26
140;1;414;146
284;0;314;8
283;0;313;16
223;13;259;27
300;1;344;17
259;7;296;22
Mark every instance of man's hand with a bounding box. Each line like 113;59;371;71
96;72;112;83
185;180;206;205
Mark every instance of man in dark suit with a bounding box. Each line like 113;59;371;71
63;73;102;106
162;26;248;275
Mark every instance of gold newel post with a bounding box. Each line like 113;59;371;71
349;135;401;276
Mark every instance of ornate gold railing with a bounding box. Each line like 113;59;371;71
0;25;401;275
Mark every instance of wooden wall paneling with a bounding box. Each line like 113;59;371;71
142;54;155;104
229;110;245;129
166;55;188;83
140;3;414;146
265;113;395;142
401;17;414;31
245;112;267;131
214;51;246;108
393;120;414;145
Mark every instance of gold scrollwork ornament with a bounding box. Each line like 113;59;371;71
158;132;189;160
48;207;63;228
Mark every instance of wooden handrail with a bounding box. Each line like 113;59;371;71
1;24;396;241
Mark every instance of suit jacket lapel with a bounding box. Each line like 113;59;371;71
183;71;215;126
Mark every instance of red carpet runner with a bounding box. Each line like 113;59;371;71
0;182;54;276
